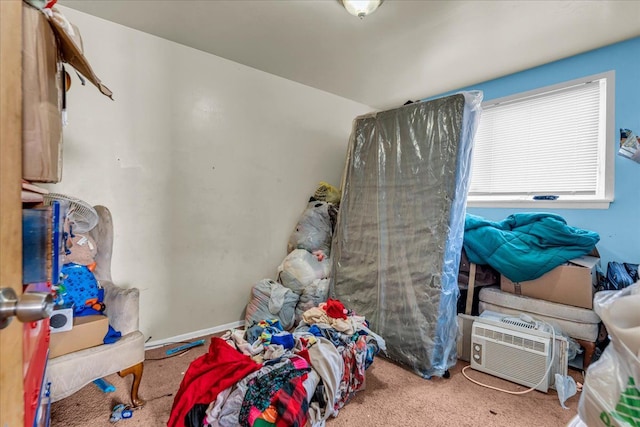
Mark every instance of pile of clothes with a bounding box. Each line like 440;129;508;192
169;183;386;427
168;298;385;427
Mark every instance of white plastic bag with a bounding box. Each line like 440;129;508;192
578;281;640;426
555;373;577;409
287;201;334;255
277;249;331;294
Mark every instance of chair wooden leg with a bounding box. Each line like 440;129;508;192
118;362;145;408
575;339;596;371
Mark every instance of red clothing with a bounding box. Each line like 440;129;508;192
274;376;309;427
168;337;261;427
324;298;347;320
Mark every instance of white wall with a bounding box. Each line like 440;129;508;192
52;7;372;342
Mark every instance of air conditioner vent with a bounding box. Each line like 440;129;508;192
501;318;535;329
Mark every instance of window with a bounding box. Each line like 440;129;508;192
467;71;615;209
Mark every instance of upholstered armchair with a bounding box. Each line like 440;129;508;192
47;206;146;407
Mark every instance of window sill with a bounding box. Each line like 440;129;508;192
467;198;612;210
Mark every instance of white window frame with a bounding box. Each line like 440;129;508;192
467;71;615;210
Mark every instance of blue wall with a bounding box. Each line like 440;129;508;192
445;37;640;266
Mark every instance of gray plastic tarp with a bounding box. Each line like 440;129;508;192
331;92;482;378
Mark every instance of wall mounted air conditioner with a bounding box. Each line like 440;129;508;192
470;311;568;392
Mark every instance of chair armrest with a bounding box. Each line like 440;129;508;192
102;280;139;336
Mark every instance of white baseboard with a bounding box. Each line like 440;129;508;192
144;320;244;350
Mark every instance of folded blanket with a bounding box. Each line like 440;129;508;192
463;212;599;282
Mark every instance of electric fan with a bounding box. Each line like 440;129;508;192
43;193;99;233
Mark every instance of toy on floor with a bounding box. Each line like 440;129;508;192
93;378;115;393
166;339;205;356
110;404;133;423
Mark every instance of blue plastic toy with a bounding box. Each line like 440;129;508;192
93;378;115;393
166;339;205;356
110;404;133;423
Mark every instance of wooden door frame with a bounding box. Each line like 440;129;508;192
0;1;24;426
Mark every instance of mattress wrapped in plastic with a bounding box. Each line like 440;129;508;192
331;92;482;378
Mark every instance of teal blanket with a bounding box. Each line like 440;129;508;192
463;213;599;282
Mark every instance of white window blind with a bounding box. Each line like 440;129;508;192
468;73;614;208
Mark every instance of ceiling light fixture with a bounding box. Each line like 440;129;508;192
341;0;384;19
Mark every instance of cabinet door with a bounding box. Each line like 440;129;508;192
0;0;25;425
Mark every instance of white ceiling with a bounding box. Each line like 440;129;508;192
60;0;640;109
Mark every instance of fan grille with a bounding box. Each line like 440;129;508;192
43;193;99;233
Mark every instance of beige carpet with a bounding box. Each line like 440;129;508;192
50;336;582;427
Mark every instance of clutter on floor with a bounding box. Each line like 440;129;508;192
109;404;133;423
168;181;385;427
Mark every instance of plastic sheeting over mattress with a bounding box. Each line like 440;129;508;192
331;92;482;378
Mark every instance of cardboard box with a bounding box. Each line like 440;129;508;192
47;7;113;100
49;315;109;358
22;3;64;183
500;254;600;309
22;4;113;183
